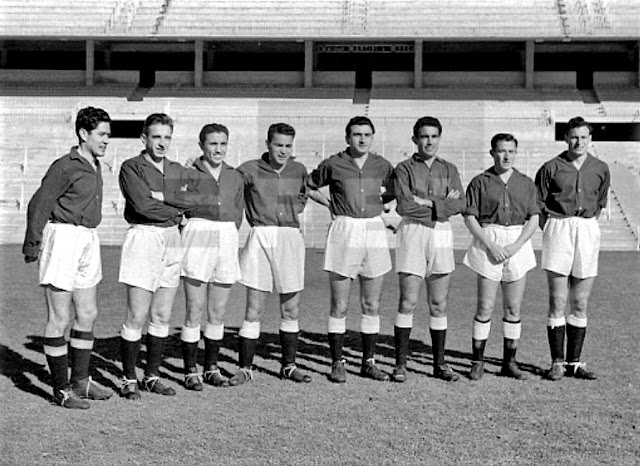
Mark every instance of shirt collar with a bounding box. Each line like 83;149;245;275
411;153;443;165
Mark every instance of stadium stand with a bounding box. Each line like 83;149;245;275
1;1;638;250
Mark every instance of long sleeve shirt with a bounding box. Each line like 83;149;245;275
237;153;308;228
180;158;244;229
23;147;102;257
535;152;610;223
465;167;540;226
118;152;192;227
394;154;464;226
307;149;395;218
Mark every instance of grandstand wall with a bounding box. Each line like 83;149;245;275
1;1;639;250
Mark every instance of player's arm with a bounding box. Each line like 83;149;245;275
306;161;333;213
118;162;182;222
431;165;465;221
394;164;432;220
595;165;611;219
463;179;508;263
161;165;215;210
504;214;539;258
23;163;71;262
534;166;550;229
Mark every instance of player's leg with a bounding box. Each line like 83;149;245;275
359;274;389;381
140;286;178;396
565;276;597;379
393;273;421;382
119;285;152;399
279;291;311;383
500;276;527;380
427;273;458;382
181;277;206;391
327;272;351;383
469;275;498;381
229;286;266;386
545;271;569;381
69;286;113;400
43;286;89;409
202;282;232;387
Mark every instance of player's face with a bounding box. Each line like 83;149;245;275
200;131;228;167
80;121;111;158
266;133;294;169
565;126;591;158
412;125;441;159
142;123;173;160
490;139;517;174
346;124;374;157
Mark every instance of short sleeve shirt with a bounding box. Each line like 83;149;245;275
535;152;610;219
237;153;308;228
307;149;394;218
466;167;540;226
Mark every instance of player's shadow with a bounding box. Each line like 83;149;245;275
0;342;52;402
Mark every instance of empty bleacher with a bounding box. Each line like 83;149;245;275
2;0;638;38
1;94;638;250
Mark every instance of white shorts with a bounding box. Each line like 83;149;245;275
324;216;392;279
541;217;600;278
463;224;536;282
119;224;183;292
239;226;305;293
395;219;455;278
181;218;241;284
39;223;101;291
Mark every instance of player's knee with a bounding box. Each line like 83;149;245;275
428;299;447;316
331;299;349;317
361;297;380;315
47;315;70;334
548;295;566;313
398;296;418;314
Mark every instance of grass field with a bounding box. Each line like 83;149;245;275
1;245;639;465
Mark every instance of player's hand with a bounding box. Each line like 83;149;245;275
381;216;399;233
24;254;38;263
151;190;164;202
446;190;461;199
487;243;509;263
504;244;519;258
184;156;197;169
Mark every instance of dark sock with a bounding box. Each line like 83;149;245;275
181;340;199;374
503;338;518;364
204;337;221;370
547;325;565;363
472;338;486;362
280;330;298;367
430;328;447;367
238;336;257;368
566;324;586;363
120;337;141;380
394;326;411;367
361;332;378;364
328;333;344;362
69;329;93;384
145;334;167;378
44;336;69;390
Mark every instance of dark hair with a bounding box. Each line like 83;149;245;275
490;133;518;150
267;122;295;142
413;116;442;138
75;107;111;139
199;123;229;144
345;116;375;138
143;113;174;136
566;116;592;135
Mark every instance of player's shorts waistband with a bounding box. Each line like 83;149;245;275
333;215;383;224
128;224;180;232
49;222;96;231
479;223;524;231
